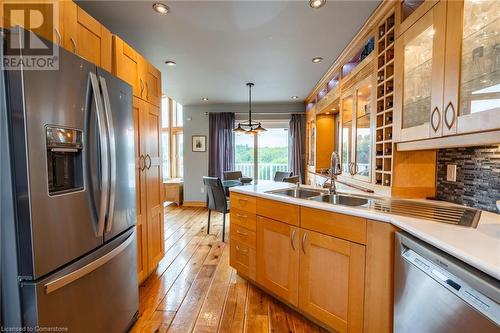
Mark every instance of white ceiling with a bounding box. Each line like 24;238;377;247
77;0;381;105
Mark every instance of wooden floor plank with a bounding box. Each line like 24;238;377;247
244;284;271;333
192;246;232;333
218;271;248;333
167;243;226;333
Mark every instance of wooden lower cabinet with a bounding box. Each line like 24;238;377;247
299;229;365;333
256;216;299;306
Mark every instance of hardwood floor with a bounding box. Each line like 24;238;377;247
130;206;328;333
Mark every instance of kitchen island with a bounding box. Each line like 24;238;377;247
228;181;500;333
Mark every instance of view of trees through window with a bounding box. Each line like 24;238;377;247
235;127;289;180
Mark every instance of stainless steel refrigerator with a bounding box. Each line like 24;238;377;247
1;28;138;332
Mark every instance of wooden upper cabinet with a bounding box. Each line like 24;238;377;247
144;60;162;107
256;216;299;306
112;35;141;97
61;1;112;71
298;230;365;333
396;0;439;37
441;0;500;136
393;1;447;142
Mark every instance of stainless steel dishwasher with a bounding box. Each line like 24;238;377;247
394;232;500;333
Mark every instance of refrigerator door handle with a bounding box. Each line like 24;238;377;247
98;76;116;233
89;72;109;238
44;231;135;294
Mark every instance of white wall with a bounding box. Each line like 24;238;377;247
183;102;304;202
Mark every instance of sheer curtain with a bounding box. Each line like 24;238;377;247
289;114;305;183
208;112;235;179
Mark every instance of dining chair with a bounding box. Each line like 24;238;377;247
223;170;243;181
203;176;229;242
274;171;293;182
283;175;300;184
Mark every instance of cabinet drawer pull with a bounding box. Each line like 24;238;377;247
431;106;441;132
301;233;307;254
236;213;248;219
290;229;296;251
235;245;248;254
236;229;248;236
444;102;455;129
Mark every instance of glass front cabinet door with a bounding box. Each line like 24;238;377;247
394;1;447;141
340;94;353;174
353;77;374;182
442;0;500;135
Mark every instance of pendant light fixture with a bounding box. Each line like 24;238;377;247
233;83;267;135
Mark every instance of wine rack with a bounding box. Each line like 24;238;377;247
375;11;395;186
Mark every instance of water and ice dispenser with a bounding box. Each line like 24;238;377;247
46;126;83;195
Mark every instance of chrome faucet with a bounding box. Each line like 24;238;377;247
323;151;342;195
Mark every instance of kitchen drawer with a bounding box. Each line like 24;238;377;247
230;223;256;247
230;240;255;279
231;193;256;213
231;209;256;231
257;198;299;226
300;207;367;244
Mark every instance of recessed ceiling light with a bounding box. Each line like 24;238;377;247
152;3;169;14
201;97;209;101
312;56;323;64
291;96;299;99
165;60;176;66
309;0;326;9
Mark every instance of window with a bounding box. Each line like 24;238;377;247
235;123;289;181
161;96;183;180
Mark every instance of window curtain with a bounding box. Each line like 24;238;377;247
289;114;305;183
208;112;235;179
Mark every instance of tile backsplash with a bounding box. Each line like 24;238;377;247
436;145;500;213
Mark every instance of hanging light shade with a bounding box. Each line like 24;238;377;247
253;122;267;133
233;123;246;134
233;82;266;134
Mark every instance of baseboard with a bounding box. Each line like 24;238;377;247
182;201;206;207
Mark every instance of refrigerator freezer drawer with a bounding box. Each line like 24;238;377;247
20;229;138;332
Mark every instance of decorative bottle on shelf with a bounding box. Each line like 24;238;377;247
386;81;393;93
386;100;393;108
386;114;393;122
386;49;394;61
387;34;394;44
385;147;392;155
384;178;390;185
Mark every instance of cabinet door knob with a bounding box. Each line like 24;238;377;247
54;28;62;45
444;102;455;129
431;107;441;132
139;155;146;171
139;79;144;97
301;233;307;254
290;229;296;251
70;37;77;54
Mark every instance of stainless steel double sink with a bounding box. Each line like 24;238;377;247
266;188;371;207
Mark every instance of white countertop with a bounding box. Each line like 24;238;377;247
230;181;500;280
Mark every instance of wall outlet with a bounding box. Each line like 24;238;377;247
200;187;205;194
446;164;457;182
